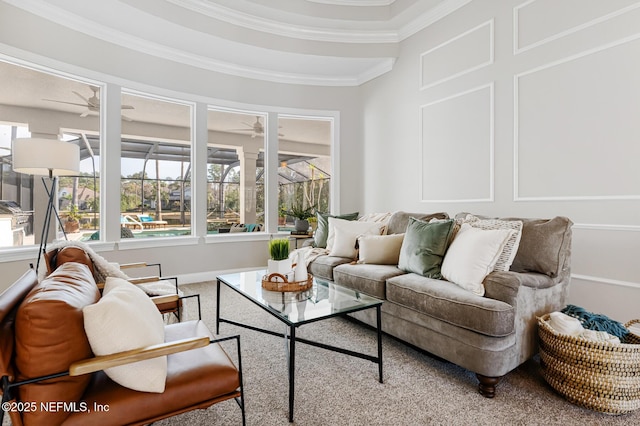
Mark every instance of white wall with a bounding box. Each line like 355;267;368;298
361;0;640;322
0;3;364;286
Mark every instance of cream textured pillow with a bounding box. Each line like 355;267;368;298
463;215;523;271
358;233;405;265
83;277;167;393
326;217;385;252
441;223;515;296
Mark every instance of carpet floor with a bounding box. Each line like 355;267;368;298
151;281;640;426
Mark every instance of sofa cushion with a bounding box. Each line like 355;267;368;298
83;277;167;393
308;255;352;281
386;211;449;235
398;217;454;279
456;213;573;278
314;212;359;248
358;233;405;265
15;262;100;426
329;222;384;259
386;273;515;337
461;215;523;272
509;216;573;278
334;264;406;299
326;218;385;253
441;224;515;296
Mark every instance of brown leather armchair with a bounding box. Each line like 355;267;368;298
0;266;245;425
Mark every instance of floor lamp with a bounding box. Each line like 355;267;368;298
11;138;80;272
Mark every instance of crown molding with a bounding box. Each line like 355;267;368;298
167;0;472;43
307;0;396;5
4;0;397;86
398;0;473;40
167;0;399;43
4;0;468;86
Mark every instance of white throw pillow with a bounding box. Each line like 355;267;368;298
83;277;167;393
326;217;385;252
358;233;405;265
329;226;361;259
463;215;523;271
441;224;515;296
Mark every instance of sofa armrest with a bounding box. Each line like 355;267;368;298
69;336;210;376
483;271;559;306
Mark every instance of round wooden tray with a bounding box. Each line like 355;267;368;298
262;273;313;292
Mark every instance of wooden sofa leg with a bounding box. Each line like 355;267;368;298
476;374;501;398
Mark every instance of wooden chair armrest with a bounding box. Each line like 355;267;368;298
129;276;161;284
118;262;148;270
69;336;209;376
151;294;179;305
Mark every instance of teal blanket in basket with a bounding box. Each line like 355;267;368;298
561;304;629;340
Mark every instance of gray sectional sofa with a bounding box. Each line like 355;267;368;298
307;211;573;397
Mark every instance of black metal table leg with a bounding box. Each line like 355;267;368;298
289;325;296;422
376;304;383;383
216;279;221;334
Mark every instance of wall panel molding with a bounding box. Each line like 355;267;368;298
513;32;640;201
573;223;640;232
420;83;493;203
513;0;640;55
572;274;640;291
419;20;493;90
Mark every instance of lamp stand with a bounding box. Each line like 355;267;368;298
36;174;67;272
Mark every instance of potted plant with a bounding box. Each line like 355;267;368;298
267;238;292;277
64;204;81;233
278;205;287;226
286;203;315;232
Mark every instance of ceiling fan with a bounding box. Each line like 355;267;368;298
228;116;283;138
43;85;135;121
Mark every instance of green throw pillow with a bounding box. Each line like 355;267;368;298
314;212;359;248
398;217;455;279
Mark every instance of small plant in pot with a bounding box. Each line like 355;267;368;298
64;204;81;233
285;203;315;232
267;238;292;278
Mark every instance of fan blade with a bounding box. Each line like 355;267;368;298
72;90;91;104
121;104;135;110
228;128;254;131
241;122;253;127
79;110;90;118
42;98;88;108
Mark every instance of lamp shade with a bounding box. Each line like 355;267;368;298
11;138;80;176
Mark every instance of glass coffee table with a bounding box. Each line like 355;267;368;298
216;270;384;422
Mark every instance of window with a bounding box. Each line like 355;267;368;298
119;92;192;238
277;116;332;231
0;57;337;250
0;60;102;246
207;109;265;233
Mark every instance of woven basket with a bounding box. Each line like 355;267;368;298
261;273;313;292
538;314;640;414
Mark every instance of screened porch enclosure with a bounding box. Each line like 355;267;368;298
74;135;330;234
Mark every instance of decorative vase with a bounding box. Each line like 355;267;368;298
267;258;292;279
294;219;309;232
294;258;307;282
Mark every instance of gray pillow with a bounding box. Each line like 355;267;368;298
314;212;359;248
398;217;455;279
509;216;573;278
